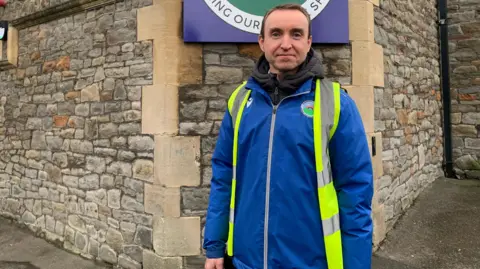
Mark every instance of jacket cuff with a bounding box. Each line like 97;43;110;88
206;248;226;259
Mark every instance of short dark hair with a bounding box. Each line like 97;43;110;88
259;4;312;38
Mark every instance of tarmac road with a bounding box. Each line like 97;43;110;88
372;177;480;269
0;217;108;269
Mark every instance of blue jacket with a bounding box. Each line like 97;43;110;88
203;76;374;269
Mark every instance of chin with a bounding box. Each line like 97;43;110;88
275;63;299;73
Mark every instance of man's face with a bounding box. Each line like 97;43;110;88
259;9;312;74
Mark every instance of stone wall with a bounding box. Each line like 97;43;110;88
0;0;452;267
448;0;480;179
0;0;156;268
374;0;444;231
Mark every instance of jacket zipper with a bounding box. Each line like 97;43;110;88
273;87;279;105
263;89;310;269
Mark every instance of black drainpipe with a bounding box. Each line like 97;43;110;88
438;0;456;178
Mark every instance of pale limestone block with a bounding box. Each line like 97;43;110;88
352;41;385;87
349;0;375;42
141;85;179;135
152;217;201;256
144;184;181;217
143;250;183;269
154;136;201;187
343;85;375;133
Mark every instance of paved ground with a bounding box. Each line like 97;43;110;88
0;177;479;269
0;218;109;269
372;177;480;269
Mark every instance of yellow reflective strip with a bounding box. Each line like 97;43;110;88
230;179;237;209
329;82;341;139
324;230;344;269
317;182;339;220
227;222;234;256
227;88;250;257
232;90;250;166
227;179;237;256
313;79;323;172
228;81;247;114
322;213;340;236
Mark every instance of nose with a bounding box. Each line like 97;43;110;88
280;35;292;50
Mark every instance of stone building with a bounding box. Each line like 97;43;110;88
0;0;474;268
448;0;480;179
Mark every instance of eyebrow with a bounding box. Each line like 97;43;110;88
269;27;305;34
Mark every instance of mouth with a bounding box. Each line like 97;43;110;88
277;54;295;59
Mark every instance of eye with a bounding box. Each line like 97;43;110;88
294;31;304;37
271;31;281;38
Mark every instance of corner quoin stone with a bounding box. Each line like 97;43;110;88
144;185;181;217
372;202;386;247
154;135;201;187
352;41;385;87
152;216;201;256
143;250;183;269
141;84;179;135
367;132;384;183
136;0;202;86
348;0;375;42
343;85;375;134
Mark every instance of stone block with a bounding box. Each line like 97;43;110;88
137;1;202;86
372;202;386;247
154;136;201;187
369;0;379;6
143;250;183;269
132;159;154;183
352;41;384;87
177;44;203;85
342;85;374;133
348;0;374;42
367;132;384;184
142;85;178;135
137;2;179;41
238;44;264;59
152;216;201;256
145;184;181;217
7;26;18;67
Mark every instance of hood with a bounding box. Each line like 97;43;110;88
251;48;325;96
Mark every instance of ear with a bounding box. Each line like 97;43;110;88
307;35;312;47
258;35;265;52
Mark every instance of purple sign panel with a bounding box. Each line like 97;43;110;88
183;0;349;44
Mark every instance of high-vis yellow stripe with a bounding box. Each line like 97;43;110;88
325;230;344;269
230;179;237;209
313;79;323;172
329;82;341;139
313;79;344;269
317;182;339;220
227;178;237;256
227;88;251;257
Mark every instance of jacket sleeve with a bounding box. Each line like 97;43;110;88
203;109;234;258
328;90;374;269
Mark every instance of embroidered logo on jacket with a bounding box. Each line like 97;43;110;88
301;100;314;118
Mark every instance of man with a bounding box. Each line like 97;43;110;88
203;4;373;269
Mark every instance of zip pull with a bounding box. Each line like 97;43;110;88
274;87;279;105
